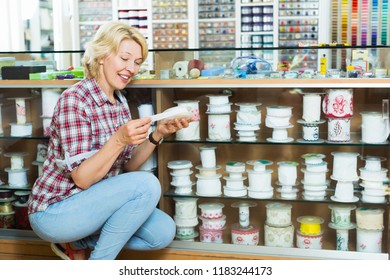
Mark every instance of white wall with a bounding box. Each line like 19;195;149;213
0;0;26;51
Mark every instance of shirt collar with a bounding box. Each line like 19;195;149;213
86;78;124;106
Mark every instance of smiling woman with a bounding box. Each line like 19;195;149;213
27;21;191;260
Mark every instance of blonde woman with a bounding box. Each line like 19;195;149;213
28;22;189;260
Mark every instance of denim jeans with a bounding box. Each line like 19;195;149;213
29;171;176;260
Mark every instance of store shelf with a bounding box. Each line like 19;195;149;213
168;241;389;260
1;78;389;89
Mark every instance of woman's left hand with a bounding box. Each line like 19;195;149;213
153;117;192;140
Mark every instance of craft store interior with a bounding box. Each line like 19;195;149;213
0;0;389;260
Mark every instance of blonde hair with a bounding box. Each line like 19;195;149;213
82;21;148;80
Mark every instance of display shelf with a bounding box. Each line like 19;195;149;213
168;240;388;260
0;46;389;260
0;229;40;241
162;133;390;147
163;189;390;207
146;44;389;258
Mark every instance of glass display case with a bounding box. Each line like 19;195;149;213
0;45;389;260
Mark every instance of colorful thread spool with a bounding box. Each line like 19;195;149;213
297;216;324;235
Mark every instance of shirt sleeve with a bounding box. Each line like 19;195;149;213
54;91;92;170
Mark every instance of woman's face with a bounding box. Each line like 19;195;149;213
99;39;143;93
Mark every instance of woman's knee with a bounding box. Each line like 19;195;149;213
154;212;176;248
122;171;161;203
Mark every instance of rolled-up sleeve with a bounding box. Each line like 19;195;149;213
55;92;92;170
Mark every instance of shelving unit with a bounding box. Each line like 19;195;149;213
0;45;389;260
149;76;389;260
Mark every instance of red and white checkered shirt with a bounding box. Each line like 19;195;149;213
28;78;134;214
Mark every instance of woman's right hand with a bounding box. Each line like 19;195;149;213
116;117;151;146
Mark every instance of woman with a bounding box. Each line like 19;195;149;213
28;21;190;260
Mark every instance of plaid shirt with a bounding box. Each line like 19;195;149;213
28;78;134;214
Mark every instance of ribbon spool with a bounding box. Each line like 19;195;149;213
297;216;324;235
0;201;14;213
41;88;61;117
5;168;29;188
4;152;28;170
173;61;189;78
188;59;204;78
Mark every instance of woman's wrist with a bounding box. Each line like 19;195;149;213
113;133;127;147
149;131;164;146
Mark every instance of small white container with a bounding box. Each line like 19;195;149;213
235;102;262;112
5;168;29;187
207;113;231;141
265;202;293;227
359;168;388;181
173;183;194;195
322;89;353;118
361;191;386;203
247;169;273;190
301;168;328;185
175;121;200;140
170;171;193;186
223;186;247;197
356;228;383;253
277;161;298;186
264;224;294;248
328;204;356;228
167;160;193;175
234;122;260;131
302;93;322;122
266;105;293;117
236;110;261;125
271;128;288;140
199;146;217;168
296;230;323;249
301;153;326;165
247;187;273;199
247;159;273;172
362;156;385;172
225;161;246;173
199;227;224;243
199;215;226;230
195;173;222;197
223;176;246;189
176;226;195;237
265;115;291;127
304;161;328;172
332;180;356;202
198;202;224;219
206;103;232;114
206;94;231;105
331;152;359;181
195;165;221;176
173;197;198;219
231;224;259;246
327;118;351;142
356;208;384;230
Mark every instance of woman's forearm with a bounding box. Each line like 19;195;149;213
70;133;126;189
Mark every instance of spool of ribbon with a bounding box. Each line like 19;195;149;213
173;61;189;78
297;216;324;235
0;202;14;213
188;59;204;78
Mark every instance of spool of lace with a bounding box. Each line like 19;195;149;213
41;88;61;117
4;152;28;170
5;168;28;188
8;97;33;136
15;98;27;124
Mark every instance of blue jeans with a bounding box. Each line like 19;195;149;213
28;171;176;260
